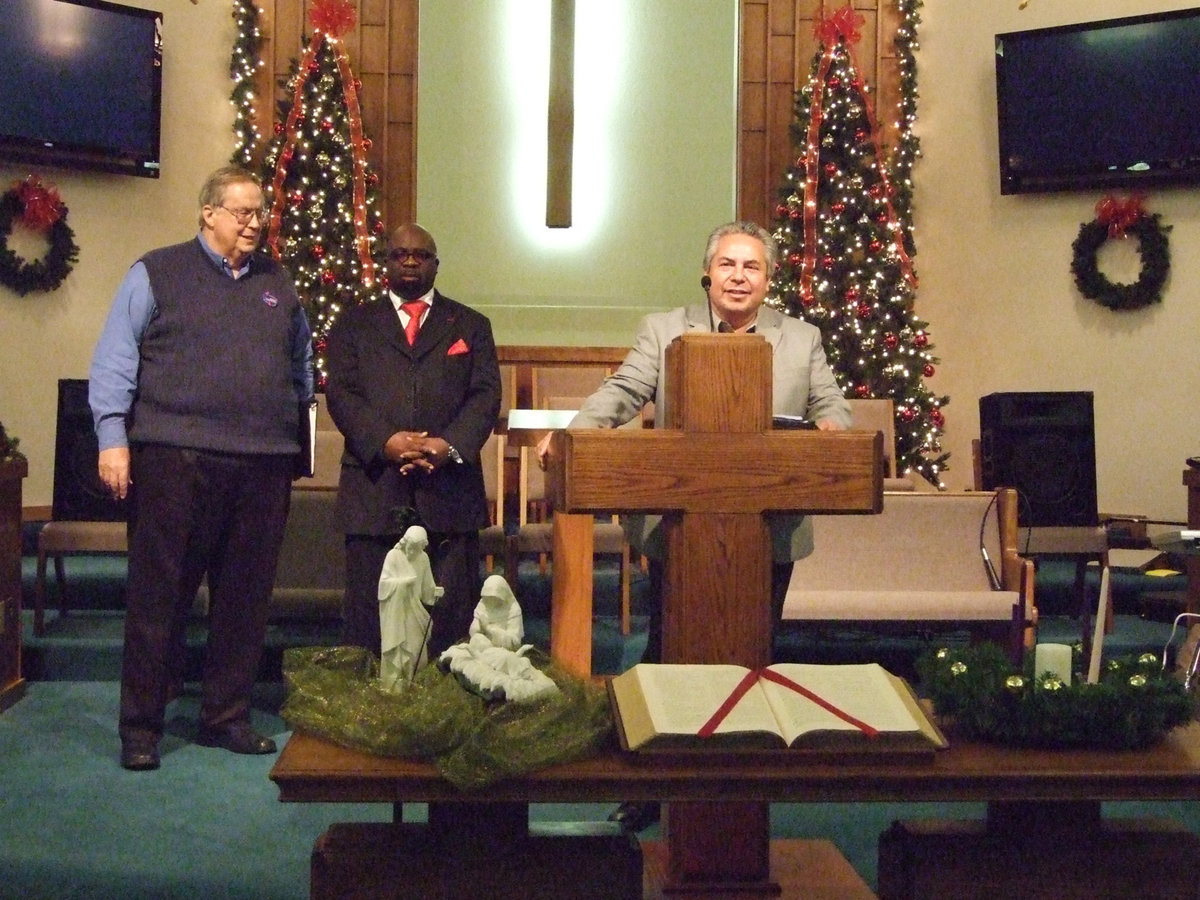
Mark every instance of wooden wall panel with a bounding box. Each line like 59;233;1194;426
252;1;901;245
251;0;417;232
738;0;899;229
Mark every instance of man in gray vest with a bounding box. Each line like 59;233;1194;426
90;166;313;771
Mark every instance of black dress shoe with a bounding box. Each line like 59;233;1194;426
608;801;660;833
196;723;277;755
120;744;161;771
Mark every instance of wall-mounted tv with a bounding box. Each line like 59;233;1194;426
0;0;163;179
995;8;1200;195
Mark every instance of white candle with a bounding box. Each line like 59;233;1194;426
1034;643;1073;685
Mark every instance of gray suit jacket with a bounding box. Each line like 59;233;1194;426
571;303;850;561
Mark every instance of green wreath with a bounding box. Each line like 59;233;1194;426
0;181;80;296
1070;212;1170;311
916;642;1194;750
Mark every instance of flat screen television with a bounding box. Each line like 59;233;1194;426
995;7;1200;195
0;0;163;178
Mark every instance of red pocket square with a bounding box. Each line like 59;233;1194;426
447;338;470;355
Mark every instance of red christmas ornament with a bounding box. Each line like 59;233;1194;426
856;303;871;318
790;208;803;221
884;332;898;349
372;220;385;235
315;336;328;354
913;331;928;347
876;212;889;224
273;121;286;136
930;409;945;428
844;286;860;302
855;128;867;143
321;269;336;285
923;364;936;377
831;201;846;215
307;60;320;75
821;255;835;270
312;244;325;260
828;76;841;88
824;162;838;177
855;384;871;398
869;183;884;199
788;252;803;267
361;137;372;151
775;203;789;218
869;239;883;253
899;407;917;423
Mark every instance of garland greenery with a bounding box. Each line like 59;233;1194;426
0;177;79;296
916;642;1195;750
1070;212;1170;312
0;422;23;464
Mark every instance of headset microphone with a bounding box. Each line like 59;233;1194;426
700;276;711;291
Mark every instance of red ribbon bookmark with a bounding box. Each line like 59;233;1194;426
696;668;879;738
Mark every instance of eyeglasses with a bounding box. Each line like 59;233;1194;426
389;247;436;262
219;205;269;226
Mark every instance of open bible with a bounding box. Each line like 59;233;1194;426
609;662;947;753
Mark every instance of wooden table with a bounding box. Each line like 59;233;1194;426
271;724;1200;899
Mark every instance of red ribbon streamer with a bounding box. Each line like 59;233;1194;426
266;30;376;287
12;177;63;232
799;4;917;305
696;668;879;738
1095;193;1145;239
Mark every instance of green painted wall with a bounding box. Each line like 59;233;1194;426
417;0;738;346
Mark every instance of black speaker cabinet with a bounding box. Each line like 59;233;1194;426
978;391;1098;528
52;379;128;521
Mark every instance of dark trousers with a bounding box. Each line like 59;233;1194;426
343;530;481;658
119;445;292;747
642;558;794;663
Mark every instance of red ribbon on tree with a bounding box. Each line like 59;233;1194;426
309;0;357;39
1095;193;1145;239
13;177;64;233
798;5;915;306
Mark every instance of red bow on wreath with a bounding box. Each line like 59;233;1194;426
1095;193;1145;239
13;177;64;233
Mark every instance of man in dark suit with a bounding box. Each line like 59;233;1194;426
325;224;501;658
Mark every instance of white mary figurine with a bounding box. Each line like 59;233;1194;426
377;525;443;691
440;576;557;703
468;574;524;651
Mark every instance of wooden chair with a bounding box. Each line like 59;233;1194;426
478;430;508;574
510;393;643;635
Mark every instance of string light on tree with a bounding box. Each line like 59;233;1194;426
229;1;265;168
258;0;386;388
768;1;947;487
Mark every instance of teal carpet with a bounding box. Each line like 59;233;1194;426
6;552;1200;897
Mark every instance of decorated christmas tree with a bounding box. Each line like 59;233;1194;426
255;0;386;388
767;3;947;486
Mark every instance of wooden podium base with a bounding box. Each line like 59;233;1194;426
643;839;876;899
877;815;1200;900
311;821;643;900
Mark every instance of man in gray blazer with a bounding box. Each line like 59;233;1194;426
540;220;848;645
539;219;848;830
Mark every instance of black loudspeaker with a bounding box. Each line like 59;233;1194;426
978;391;1098;528
52;379;128;521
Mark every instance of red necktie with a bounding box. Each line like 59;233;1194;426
401;300;427;345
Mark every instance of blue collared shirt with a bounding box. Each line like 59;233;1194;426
89;234;313;450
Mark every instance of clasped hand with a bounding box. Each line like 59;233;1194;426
385;431;452;474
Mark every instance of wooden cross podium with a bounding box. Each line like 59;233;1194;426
545;333;882;894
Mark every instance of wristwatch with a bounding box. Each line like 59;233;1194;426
445;445;463;464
